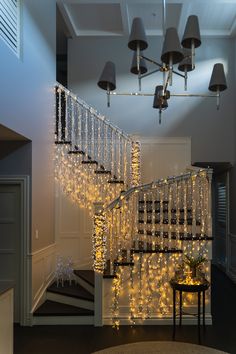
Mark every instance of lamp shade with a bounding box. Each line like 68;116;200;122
97;61;116;91
161;27;184;65
128;17;148;51
178;49;194;72
181;15;201;48
153;85;170;110
130;51;147;75
208;63;227;92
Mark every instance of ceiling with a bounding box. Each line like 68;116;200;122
57;0;236;38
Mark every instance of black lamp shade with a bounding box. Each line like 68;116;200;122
161;27;184;65
97;61;116;91
130;51;147;75
208;63;227;92
128;17;148;51
153;85;170;110
181;15;201;49
178;49;194;72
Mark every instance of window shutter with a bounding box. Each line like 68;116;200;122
0;0;20;56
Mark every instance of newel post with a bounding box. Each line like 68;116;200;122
131;140;141;187
93;202;106;327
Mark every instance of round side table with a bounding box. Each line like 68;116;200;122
170;279;210;344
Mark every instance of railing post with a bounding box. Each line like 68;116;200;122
93;202;105;327
131;140;141;187
94;272;103;327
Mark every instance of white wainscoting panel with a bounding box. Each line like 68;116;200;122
228;233;236;283
139;137;191;183
55;182;93;270
31;243;56;312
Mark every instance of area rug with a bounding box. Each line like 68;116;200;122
92;341;228;354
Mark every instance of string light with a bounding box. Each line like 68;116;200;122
93;212;107;273
55;85;213;326
131;141;141;187
99;169;213;326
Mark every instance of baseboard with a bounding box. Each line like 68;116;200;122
32;315;94;325
103;314;212;326
31;273;55;313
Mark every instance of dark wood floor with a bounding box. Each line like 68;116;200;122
14;266;236;354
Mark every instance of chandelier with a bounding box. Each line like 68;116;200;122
97;0;227;124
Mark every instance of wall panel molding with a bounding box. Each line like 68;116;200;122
31;243;56;312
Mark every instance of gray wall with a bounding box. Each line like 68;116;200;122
68;36;235;164
0;142;32;175
0;0;56;251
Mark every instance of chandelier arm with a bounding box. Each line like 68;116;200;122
172;70;185;79
140;55;163;69
110;92;219;98
170;93;218;98
140;68;162;80
110;92;154;96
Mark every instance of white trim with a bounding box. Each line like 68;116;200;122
46;292;94;310
103;315;212;326
94;272;103;327
0;176;31;326
31;243;56;257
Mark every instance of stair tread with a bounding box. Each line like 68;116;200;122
47;281;94;302
34;300;94;317
73;270;95;287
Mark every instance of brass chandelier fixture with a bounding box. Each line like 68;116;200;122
97;0;227;124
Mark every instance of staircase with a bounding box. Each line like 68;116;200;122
34;84;213;327
33;84;140;325
33;271;95;325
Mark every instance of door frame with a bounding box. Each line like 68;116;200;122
0;176;31;325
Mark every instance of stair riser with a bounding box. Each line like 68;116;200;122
33;316;94;325
46;292;94;311
74;276;94;295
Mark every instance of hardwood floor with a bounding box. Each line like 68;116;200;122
14;266;236;354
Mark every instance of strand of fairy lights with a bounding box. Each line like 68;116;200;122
56;88;212;325
104;170;213;326
93;211;107;273
131;141;141;187
54;86;134;213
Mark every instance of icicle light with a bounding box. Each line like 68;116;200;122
131;141;141;186
93;212;107;273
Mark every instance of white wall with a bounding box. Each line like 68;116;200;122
55;182;93;269
68;36;236;165
0;0;56;251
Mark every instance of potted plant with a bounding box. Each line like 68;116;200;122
183;254;207;278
